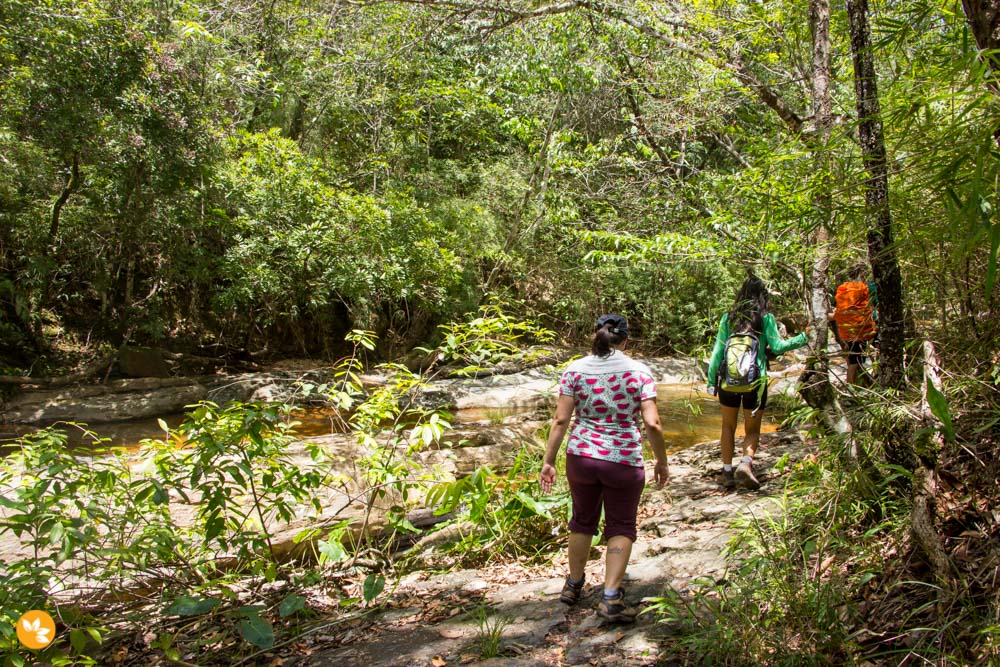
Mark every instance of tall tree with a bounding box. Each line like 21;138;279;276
801;0;853;436
808;0;833;355
845;0;906;389
962;0;1000;95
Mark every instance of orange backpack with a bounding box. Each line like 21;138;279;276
834;282;877;342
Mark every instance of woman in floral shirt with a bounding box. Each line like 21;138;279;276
540;314;669;623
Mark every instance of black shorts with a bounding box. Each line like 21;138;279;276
846;340;868;366
718;385;769;411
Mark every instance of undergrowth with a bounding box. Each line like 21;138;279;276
0;310;563;665
648;335;1000;666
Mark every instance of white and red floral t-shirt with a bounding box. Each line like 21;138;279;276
558;352;657;468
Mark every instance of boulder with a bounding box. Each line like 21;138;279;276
118;347;172;378
2;383;208;424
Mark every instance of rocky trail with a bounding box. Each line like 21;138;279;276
1;353;820;666
282;431;814;667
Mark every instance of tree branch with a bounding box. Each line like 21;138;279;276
360;0;806;134
48;151;80;252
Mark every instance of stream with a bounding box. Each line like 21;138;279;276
0;382;782;453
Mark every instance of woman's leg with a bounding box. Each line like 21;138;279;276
603;535;634;591
846;362;859;385
742;407;764;458
720;404;740;465
597;461;644;592
741;387;768;458
846;341;864;385
565;454;601;582
567;532;592;582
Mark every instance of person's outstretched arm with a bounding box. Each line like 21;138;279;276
762;313;808;355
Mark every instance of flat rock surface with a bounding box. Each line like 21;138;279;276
292;431;815;666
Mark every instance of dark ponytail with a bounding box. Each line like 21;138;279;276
591;324;626;357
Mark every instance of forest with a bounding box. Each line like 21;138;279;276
0;0;998;665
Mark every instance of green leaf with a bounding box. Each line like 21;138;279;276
69;628;87;653
925;382;954;442
512;490;551;518
49;521;66;546
318;536;348;563
151;481;170;505
205;515;225;541
278;593;306;618
164;596;221;616
232;605;266;617
293;527;322;544
237;614;274;648
0;495;25;510
363;574;385;603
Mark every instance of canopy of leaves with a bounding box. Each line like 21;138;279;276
0;0;994;365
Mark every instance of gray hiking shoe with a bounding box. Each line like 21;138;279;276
560;576;585;606
720;468;736;489
735;460;761;490
597;590;638;623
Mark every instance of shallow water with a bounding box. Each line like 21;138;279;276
0;382;782;453
654;384;782;454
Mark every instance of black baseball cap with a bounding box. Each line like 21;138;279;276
596;314;628;337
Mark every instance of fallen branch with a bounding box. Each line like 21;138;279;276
911;340;953;592
0;354;114;388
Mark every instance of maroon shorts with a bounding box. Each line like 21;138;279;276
565;453;645;542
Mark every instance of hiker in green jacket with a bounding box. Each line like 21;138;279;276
706;276;808;490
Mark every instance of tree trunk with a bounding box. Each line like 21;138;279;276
962;0;1000;84
845;0;906;389
48;152;80;252
962;0;1000;145
912;341;953;592
809;0;833;356
798;0;853;438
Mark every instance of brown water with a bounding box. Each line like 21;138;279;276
0;383;782;453
654;384;782;453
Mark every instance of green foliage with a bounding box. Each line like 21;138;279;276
214;130;474;350
0;328;466;662
423;445;569;565
474;604;513;659
647;454;872;664
0;0;995;363
161;401;327;566
428;303;557;374
648;427;1000;664
0;428;172;663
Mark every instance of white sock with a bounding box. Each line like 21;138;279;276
741;455;753;464
603;588;619;598
723;464;733;472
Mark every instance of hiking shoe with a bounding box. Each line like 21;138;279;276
720;468;736;489
559;576;585;606
597;590;638;623
735;461;761;490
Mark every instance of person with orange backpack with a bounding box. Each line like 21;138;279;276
828;265;878;385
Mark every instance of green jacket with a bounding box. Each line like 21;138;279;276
707;313;808;390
